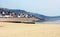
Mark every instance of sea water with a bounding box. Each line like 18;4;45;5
35;20;60;24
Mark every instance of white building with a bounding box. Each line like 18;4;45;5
18;13;28;18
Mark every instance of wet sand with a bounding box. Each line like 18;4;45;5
0;22;60;37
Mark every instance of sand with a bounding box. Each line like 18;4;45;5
0;22;60;37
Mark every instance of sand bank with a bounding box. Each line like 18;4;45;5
0;22;60;37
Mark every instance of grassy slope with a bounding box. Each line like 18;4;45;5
0;18;39;22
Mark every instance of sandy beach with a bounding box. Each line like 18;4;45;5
0;22;60;37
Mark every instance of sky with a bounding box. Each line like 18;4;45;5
0;0;60;16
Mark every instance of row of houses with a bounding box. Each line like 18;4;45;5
0;11;32;18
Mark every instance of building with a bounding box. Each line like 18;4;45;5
0;11;30;18
18;13;29;18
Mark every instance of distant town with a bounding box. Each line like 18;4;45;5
0;8;34;18
0;8;46;23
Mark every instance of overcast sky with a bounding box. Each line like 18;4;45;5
0;0;60;16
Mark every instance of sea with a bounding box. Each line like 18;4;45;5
35;20;60;24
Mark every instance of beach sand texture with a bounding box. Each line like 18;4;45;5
0;22;60;37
